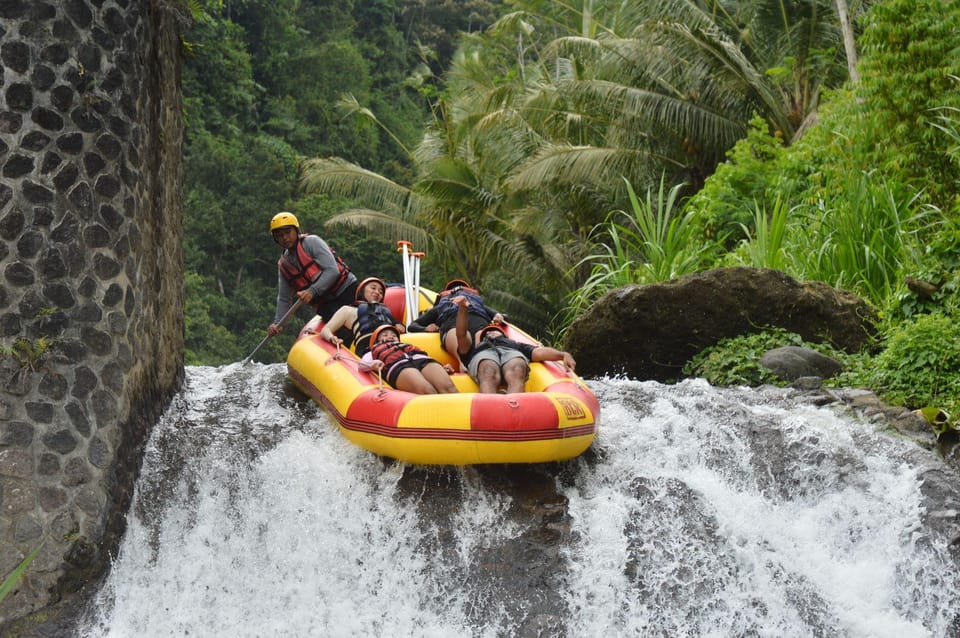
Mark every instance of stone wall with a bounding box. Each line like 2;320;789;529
0;0;185;626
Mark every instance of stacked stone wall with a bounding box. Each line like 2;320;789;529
0;0;185;626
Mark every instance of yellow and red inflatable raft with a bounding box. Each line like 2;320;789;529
287;286;599;465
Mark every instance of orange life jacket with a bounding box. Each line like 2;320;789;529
278;234;350;300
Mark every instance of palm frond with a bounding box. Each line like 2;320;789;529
325;209;427;244
300;157;411;212
506;144;675;194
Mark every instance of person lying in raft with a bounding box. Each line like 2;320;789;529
406;279;504;367
452;296;576;394
358;325;459;395
318;277;405;355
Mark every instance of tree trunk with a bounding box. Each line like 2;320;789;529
835;0;860;84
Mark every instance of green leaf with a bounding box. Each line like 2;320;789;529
0;542;44;603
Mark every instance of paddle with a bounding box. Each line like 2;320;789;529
242;298;305;365
397;240;415;324
412;250;424;317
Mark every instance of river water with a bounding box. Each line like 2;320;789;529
77;363;960;637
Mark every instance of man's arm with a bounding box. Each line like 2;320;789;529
271;268;294;329
406;306;439;332
452;296;472;356
530;346;576;370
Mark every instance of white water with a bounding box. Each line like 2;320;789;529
79;365;959;637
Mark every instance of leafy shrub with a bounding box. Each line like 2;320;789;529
860;311;960;420
785;171;931;306
0;337;57;371
682;328;841;387
858;0;960;210
685;115;786;247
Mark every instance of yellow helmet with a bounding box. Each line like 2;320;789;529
270;212;300;233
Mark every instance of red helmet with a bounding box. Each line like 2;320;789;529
355;277;386;302
371;324;401;345
444;278;471;292
477;324;506;342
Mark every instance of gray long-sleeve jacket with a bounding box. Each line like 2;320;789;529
274;234;356;323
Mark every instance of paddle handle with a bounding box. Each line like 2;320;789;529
242;298;305;365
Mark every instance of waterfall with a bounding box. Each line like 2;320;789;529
78;366;960;637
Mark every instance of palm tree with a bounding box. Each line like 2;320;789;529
301;0;874;332
505;0;871;198
301;90;535;292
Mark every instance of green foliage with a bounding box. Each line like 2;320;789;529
184;273;242;366
182;13;259;136
0;337;57;371
0;542;43;603
731;195;790;270
685;115;787;246
564;177;708;321
857;311;960;427
857;0;960;209
180;0;452;364
682;328;838;387
787;172;931;305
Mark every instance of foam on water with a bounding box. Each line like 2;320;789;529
79;368;960;637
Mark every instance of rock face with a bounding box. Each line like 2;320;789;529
0;0;185;627
565;268;877;382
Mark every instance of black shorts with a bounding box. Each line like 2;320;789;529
386;357;434;387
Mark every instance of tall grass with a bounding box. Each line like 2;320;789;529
736;195;790;270
561;177;705;325
786;173;929;305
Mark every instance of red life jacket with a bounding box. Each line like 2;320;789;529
278;234;350;300
369;341;424;367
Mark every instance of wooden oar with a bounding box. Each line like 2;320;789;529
242;298;304;365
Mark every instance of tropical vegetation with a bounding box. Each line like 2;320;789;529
182;0;960;431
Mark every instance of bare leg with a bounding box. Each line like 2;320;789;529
442;329;464;370
393;368;438;394
501;357;529;393
476;359;503;394
421;362;458;393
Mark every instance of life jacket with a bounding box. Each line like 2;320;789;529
434;288;494;325
369;341;424;367
352;303;397;354
278;234;350;300
437;284;482;300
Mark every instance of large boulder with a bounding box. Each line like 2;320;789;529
760;346;843;381
564;267;877;382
